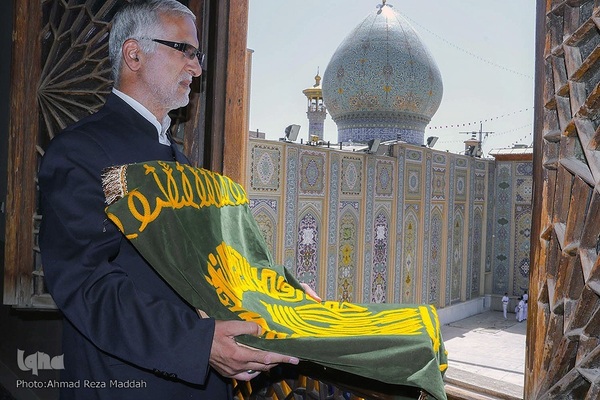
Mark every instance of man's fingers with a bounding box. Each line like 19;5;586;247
258;352;300;366
215;320;262;337
211;320;300;382
232;370;261;381
300;282;322;302
230;354;300;381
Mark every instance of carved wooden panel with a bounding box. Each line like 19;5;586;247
39;0;116;141
528;1;600;398
35;0;121;307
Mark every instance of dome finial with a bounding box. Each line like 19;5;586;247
376;1;392;14
314;67;321;87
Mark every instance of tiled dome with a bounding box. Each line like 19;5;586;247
322;2;443;145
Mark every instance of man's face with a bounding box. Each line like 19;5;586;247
142;13;202;115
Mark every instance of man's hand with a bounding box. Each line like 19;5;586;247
210;320;299;381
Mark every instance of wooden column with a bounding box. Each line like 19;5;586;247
525;1;547;396
188;0;249;182
3;1;42;305
221;0;249;183
184;0;207;168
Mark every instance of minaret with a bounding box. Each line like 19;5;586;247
302;72;327;141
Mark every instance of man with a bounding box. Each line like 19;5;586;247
501;292;509;320
38;2;298;399
516;297;525;322
522;290;528;320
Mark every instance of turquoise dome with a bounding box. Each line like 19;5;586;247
322;3;443;145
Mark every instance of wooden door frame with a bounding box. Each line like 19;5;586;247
525;0;546;396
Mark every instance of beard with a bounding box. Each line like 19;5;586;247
151;77;192;112
172;83;192;109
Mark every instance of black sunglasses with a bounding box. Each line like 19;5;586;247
151;38;205;66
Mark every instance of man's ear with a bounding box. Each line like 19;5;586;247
122;39;142;71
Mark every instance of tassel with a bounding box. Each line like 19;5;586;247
418;390;428;400
102;165;128;205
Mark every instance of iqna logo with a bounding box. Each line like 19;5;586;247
17;349;64;376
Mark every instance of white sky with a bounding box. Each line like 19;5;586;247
247;1;536;156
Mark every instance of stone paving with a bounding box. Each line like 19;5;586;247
441;310;527;399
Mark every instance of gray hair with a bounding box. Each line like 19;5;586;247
109;0;196;86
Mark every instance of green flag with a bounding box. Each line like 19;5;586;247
103;161;447;400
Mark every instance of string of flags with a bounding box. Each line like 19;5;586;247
403;15;533;80
497;123;533;136
428;107;533;130
437;123;533;145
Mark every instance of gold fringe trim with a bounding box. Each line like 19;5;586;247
102;165;128;205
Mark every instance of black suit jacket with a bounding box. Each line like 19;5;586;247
39;93;231;399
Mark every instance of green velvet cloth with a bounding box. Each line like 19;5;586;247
103;161;448;400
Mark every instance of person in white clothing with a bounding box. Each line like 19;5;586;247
522;290;528;320
502;293;509;319
516;297;525;322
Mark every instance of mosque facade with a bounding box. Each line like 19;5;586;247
246;3;531;310
246;139;531;309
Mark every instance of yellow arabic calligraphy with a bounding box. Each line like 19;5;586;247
206;241;443;345
107;162;248;238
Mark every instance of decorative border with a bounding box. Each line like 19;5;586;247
250;144;282;192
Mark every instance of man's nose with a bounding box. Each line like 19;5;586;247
189;56;202;77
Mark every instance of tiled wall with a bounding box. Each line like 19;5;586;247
247;139;530;307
